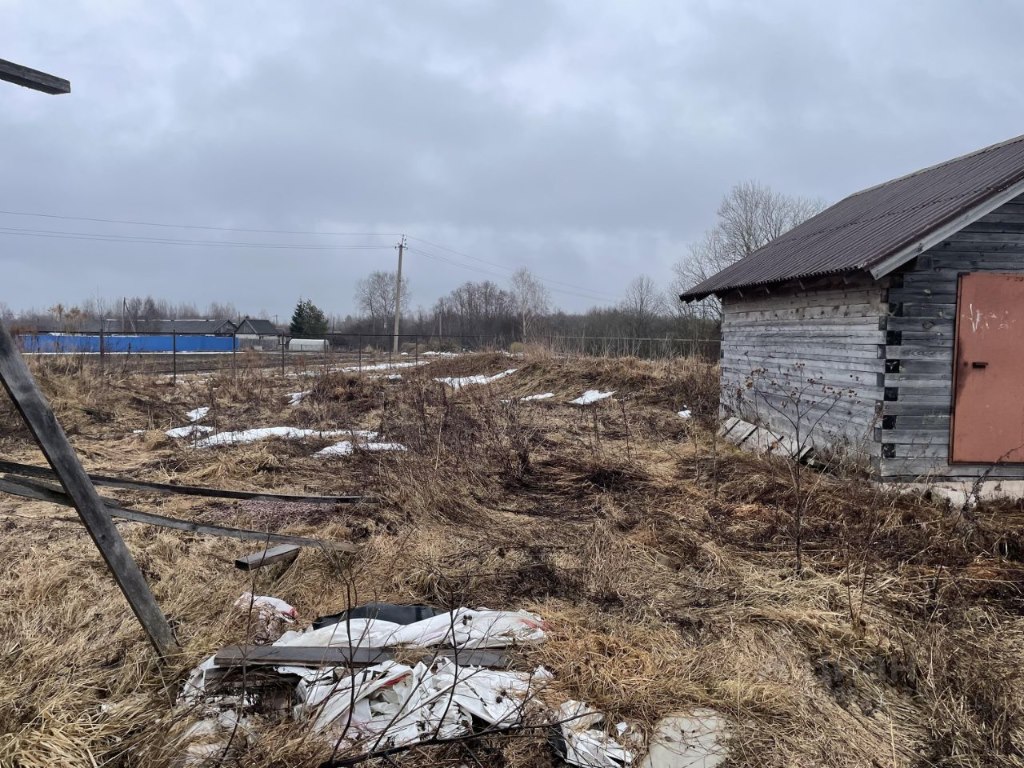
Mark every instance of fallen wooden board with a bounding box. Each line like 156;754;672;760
0;459;374;504
236;544;300;570
0;476;357;552
215;644;509;669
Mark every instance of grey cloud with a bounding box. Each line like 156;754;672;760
3;0;1024;316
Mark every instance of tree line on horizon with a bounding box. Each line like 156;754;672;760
4;181;823;345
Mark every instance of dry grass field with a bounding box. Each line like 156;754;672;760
1;350;1023;767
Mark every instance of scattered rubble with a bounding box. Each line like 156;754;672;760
179;601;632;766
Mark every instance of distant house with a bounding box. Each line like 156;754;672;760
235;317;281;350
682;133;1024;488
136;319;237;335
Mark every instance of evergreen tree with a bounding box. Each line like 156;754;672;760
289;298;328;337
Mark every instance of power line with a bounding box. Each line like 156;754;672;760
406;235;619;300
0;208;398;238
407;245;612;303
0;208;620;303
0;226;391;250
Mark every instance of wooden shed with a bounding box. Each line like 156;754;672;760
681;134;1024;486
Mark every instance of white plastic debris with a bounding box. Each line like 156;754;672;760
180;654;218;705
165;425;215;438
194;427;354;448
305;658;552;745
178;603;632;765
173;710;252;767
274;608;545;650
186;406;210;422
234;593;299;644
570;390;615;405
559;700;633;767
677;408;692;420
287;391;310;406
435;369;518;390
235;593;298;621
640;709;729;768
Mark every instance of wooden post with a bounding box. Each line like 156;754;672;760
0;319;177;657
392;236;405;356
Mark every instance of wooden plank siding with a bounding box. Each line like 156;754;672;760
720;277;886;464
880;194;1024;481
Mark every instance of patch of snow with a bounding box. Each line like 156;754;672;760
501;392;555;404
435;368;517;390
166;425;216;438
315;439;405;457
570;390;615;405
315;441;353;457
341;361;427;373
678;408;692;420
132;429;146;435
194;427;360;448
287;391;310;406
186;406;210;422
421;351;460;357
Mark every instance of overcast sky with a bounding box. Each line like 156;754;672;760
3;0;1024;319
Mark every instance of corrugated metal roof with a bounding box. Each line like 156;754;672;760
681;134;1024;300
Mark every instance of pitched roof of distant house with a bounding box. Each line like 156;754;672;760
681;133;1024;300
137;319;236;334
236;317;279;335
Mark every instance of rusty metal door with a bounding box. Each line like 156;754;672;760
951;273;1024;463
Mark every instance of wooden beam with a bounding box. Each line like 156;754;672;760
0;475;357;551
214;644;509;670
0;458;374;504
0;57;70;95
0;320;174;656
235;544;300;571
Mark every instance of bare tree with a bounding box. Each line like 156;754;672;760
620;275;666;337
509;268;551;341
355;270;409;334
674;181;826;317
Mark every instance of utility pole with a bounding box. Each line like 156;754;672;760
392;235;405;355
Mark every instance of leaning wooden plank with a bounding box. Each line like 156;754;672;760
0;58;70;94
0;321;174;657
235;544;300;570
0;459;373;504
0;476;357;552
214;644;509;670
